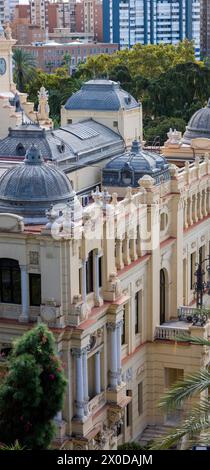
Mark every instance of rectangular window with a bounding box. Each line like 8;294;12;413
29;274;41;306
135;291;140;334
99;256;102;288
138;382;143;416
121;305;126;345
67;119;72;124
126;390;132;427
113;121;118;127
86;251;93;294
190;252;196;290
0;261;21;304
79;268;82;295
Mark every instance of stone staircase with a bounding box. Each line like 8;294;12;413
138;424;174;447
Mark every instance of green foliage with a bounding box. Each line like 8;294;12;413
25;68;81;125
143;62;210;120
13;48;37;92
118;441;152;450
15;40;210;142
76;40;196;82
0;440;25;450
76;42;210;142
144;116;186;146
0;324;67;449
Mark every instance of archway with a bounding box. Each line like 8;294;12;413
160;269;166;325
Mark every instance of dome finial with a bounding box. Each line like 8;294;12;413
131;139;142;154
24;144;43;165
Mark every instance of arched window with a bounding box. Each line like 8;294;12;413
0;259;21;304
160;269;166;325
121;162;133;186
16;143;26;156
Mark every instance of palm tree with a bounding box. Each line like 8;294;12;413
152;336;210;450
13;49;37;92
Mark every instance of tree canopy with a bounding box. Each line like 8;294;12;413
15;41;210;143
0;324;67;449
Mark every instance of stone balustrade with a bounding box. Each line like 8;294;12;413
155;325;190;341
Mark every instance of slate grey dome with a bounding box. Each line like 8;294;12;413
0;144;74;224
182;99;210;144
64;79;139;111
103;140;170;187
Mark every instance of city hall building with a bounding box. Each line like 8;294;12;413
0;24;209;450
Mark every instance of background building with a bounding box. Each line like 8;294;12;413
30;0;47;29
201;0;210;59
75;0;103;42
0;0;19;23
16;42;119;73
103;0;200;57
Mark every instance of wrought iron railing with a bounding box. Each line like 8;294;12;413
178;306;210;326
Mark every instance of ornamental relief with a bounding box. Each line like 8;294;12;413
136;364;145;377
88;328;104;351
29;251;39;265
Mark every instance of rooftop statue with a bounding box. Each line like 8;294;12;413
37;86;50;121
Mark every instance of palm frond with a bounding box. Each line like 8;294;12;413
177;335;210;348
159;369;210;410
151;412;210;450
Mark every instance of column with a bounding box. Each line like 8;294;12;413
20;265;29;321
107;323;118;390
116;239;124;270
82;259;87;303
189;196;193;226
194;194;198;223
83;348;89;416
204;189;208;217
123;235;131;266
199;192;203;220
130;237;137;261
95;351;101;395
72;348;84;419
184;199;188;229
116;321;122;385
136;226;141;257
94;251;100;304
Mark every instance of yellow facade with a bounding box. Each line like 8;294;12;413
0;157;209;449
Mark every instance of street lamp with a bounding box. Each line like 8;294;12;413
194;254;210;309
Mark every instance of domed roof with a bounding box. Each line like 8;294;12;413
0;144;74;224
64;79;139;111
182;99;210;144
103;140;170;187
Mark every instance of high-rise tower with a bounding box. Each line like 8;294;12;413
103;0;200;58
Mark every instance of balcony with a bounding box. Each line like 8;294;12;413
155;322;190;341
155;306;210;341
178;306;210;326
